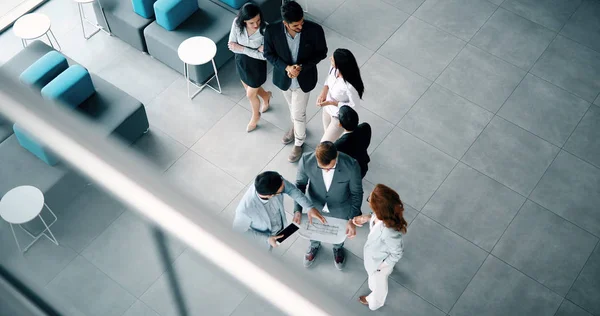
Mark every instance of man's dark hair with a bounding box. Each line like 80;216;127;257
338;105;359;131
255;171;283;195
281;0;304;23
316;141;338;166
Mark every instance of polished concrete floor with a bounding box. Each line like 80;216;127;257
0;0;599;315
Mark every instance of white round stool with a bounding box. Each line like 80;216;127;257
177;36;222;99
0;186;59;253
13;13;61;51
74;0;111;39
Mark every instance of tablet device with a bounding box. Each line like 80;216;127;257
275;223;299;244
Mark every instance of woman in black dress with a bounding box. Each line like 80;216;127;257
228;3;272;132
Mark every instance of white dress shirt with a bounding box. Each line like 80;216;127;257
228;18;266;60
324;67;361;117
321;163;336;213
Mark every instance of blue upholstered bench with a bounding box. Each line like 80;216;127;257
13;124;59;166
41;65;96;109
132;0;158;18
19;51;68;89
154;0;198;31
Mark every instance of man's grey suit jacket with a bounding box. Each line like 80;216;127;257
294;152;363;220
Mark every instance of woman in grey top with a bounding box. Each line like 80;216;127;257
228;3;272;132
353;183;407;311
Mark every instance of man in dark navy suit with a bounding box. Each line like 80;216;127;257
334;105;371;178
263;0;327;162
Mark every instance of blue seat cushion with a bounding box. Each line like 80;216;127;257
218;0;247;9
132;0;157;18
13;124;59;166
41;65;95;109
154;0;198;31
19;51;69;89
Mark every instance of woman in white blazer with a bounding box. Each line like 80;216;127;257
352;183;407;311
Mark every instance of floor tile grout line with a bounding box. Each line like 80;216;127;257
563;237;600;305
488;198;527;254
318;0;349;26
41;253;79;288
385;272;451;315
446;252;490;314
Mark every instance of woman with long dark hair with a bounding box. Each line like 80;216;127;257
228;3;272;132
352;184;407;311
316;48;365;142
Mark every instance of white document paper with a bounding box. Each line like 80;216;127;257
297;214;348;244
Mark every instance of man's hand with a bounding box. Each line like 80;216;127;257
228;42;244;52
268;234;284;248
346;221;357;238
307;207;326;224
286;65;301;78
293;212;302;225
352;214;369;227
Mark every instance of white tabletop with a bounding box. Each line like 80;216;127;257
0;186;45;224
74;0;95;3
178;36;217;66
13;13;51;40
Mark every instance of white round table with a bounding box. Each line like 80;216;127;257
177;36;222;99
13;13;61;51
74;0;111;39
0;186;59;253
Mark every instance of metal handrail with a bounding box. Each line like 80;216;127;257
0;75;356;316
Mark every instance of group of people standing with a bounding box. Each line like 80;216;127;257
229;0;406;311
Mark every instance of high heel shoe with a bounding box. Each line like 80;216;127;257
246;114;260;132
261;91;272;113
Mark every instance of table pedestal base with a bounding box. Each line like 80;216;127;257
10;204;58;253
184;59;222;99
77;2;111;39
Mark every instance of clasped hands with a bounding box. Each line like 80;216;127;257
292;208;357;239
316;91;339;107
286;64;302;79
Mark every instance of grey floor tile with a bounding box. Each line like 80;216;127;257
560;0;600;54
498;74;591;147
501;0;582;32
436;44;527;113
191;105;285;184
555;300;593;316
140;249;248;316
355;107;396;155
164;150;245;213
450;255;563;316
321;26;375;67
414;0;497;41
381;0;426;14
123;300;160;316
46;255;136;316
530;150;600;237
351;277;446;315
379;17;466;80
359;53;432;124
36;0;79;36
281;238;368;302
0;32;25;65
399;84;494;159
82;211;186;297
366;128;457;210
260;146;306;182
304;0;346;23
595;94;599;106
324;0;409;50
131;127;187;173
462;116;560;196
492;200;598;296
567;243;600;316
564;105;600;168
146;77;237;147
214;58;252;105
0;220;78;287
51;185;126;252
97;47;180;105
422;163;525;251
531;35;600;103
229;294;284;316
391;214;488;312
59;28;130;74
471;7;556;70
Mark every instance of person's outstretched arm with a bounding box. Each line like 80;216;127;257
294;155;309;214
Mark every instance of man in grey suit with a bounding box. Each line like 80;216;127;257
233;171;324;250
294;141;364;269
